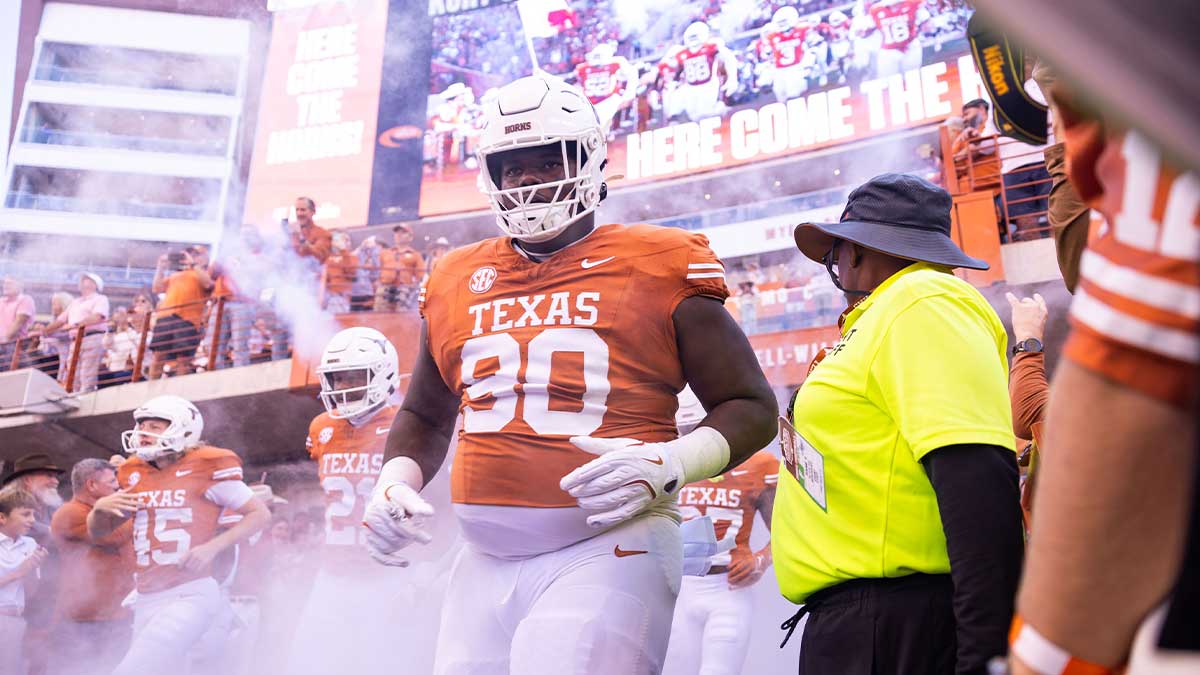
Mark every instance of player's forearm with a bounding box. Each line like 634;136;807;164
209;499;269;553
384;408;455;487
1017;362;1196;667
703;396;778;468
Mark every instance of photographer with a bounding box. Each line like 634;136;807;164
148;246;213;379
952;99;1001;192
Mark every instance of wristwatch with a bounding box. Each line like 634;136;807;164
1012;337;1044;356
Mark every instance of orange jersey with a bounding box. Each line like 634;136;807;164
118;446;249;593
420;223;729;509
575;61;624;104
665;42;723;86
306;406;396;566
1060;124;1200;407
677;450;778;565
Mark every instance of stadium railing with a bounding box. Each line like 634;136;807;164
939;126;1053;242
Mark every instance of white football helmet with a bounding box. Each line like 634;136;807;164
474;75;607;243
683;21;710;50
317;327;400;424
828;10;849;27
586;43;616;65
441;82;469;101
121;395;204;463
773;6;800;32
675;386;706;435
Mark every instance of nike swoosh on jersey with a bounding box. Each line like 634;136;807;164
614;545;648;558
175;470;192;477
643;456;664;466
581;256;616;269
376;427;390;435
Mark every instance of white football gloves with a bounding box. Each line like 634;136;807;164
363;457;434;567
560;426;731;530
680;516;736;576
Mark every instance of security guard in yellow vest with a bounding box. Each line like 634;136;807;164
774;174;1024;674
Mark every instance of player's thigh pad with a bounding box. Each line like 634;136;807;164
510;514;682;675
433;546;521;675
698;583;754;675
112;578;221;675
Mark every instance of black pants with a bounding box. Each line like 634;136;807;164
792;574;956;675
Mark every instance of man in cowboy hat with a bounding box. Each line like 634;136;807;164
1;453;65;538
772;173;1024;674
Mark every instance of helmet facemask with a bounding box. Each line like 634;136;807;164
480;135;604;243
318;364;388;424
121;418;186;463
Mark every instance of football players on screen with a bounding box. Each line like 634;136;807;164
661;21;740;122
287;327;411;674
663;389;778;675
362;74;777;674
87;395;269;675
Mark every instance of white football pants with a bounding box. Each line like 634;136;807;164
874;41;924;78
286;564;418;675
111;577;222;675
662;573;755;675
678;79;724;122
772;66;811;103
433;512;682;675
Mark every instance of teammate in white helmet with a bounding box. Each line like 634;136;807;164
663;388;779;675
88;395;269;675
866;0;933;77
762;6;821;102
661;21;740;121
286;327;415;674
363;74;777;674
574;42;639;133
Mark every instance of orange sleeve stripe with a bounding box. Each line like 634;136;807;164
1070;286;1199;364
1076;278;1199;334
1080;243;1200;293
1064;325;1198;408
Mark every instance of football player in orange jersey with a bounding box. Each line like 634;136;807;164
663;389;778;675
286;326;413;675
87;394;269;675
362;74;778;674
661;21;740;122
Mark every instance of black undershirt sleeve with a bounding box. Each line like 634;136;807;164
921;443;1024;675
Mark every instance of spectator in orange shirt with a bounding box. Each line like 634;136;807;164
952;99;1001;192
323;232;359;314
290;197;332;264
49;458;134;675
375;224;425;311
149;247;214;379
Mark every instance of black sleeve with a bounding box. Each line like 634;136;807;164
921;443;1024;675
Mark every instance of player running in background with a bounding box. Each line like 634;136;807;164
868;0;932;77
428;82;481;174
88;395;269;675
363;74;778;674
763;6;820;102
661;21;740;121
824;10;854;84
663;388;778;675
287;327;410;674
573;43;638;135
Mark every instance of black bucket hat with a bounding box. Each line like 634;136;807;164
793;173;989;270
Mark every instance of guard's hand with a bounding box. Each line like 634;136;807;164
93;490;140;519
561;437;686;530
362;481;434;567
1006;292;1048;342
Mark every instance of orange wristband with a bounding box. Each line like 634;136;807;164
1009;615;1115;675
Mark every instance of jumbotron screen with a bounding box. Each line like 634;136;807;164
245;0;985;227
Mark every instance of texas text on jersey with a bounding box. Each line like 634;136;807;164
869;0;930;51
307;406;397;566
118;446;246;593
677;450;778;567
420;222;729;557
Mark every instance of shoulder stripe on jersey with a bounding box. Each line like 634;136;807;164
217;515;242;525
1080;250;1200;320
688;263;725;270
1072;287;1200;363
687;273;726;279
212;467;243;480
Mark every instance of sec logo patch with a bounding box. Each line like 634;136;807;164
127;471;141;486
318;427;334;445
469;266;498;294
